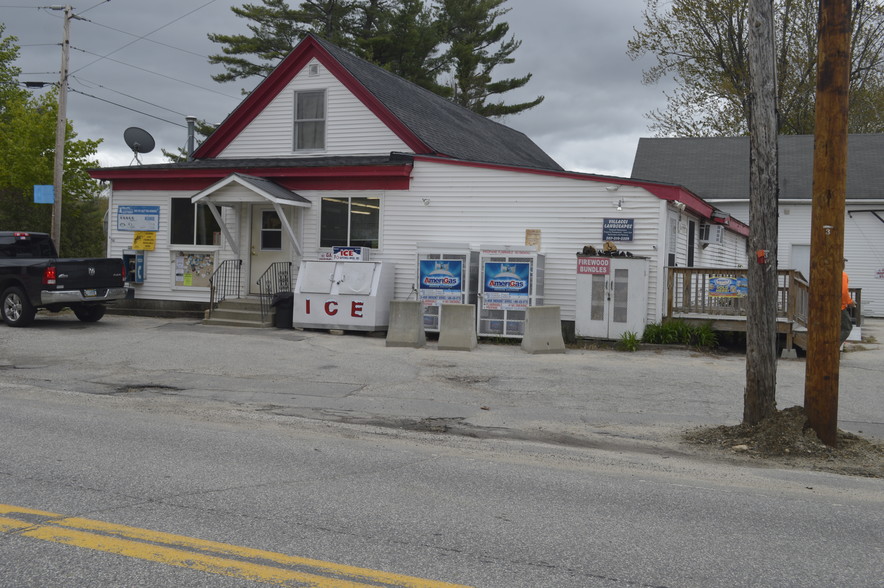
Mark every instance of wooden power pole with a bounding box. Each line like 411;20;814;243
805;0;852;447
744;0;779;426
51;5;72;254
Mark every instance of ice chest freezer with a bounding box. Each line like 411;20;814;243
293;260;394;331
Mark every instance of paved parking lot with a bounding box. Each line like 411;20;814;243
1;312;882;444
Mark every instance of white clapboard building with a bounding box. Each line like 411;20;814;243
632;135;884;317
91;35;748;334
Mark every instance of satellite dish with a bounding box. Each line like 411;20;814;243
123;127;155;165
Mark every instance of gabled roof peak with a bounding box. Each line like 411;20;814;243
194;34;561;171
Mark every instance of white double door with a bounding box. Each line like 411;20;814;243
575;257;649;340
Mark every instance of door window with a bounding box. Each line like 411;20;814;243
590;274;606;321
260;210;282;250
612;268;629;323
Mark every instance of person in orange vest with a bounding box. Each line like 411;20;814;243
841;259;856;345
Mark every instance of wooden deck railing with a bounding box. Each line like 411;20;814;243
666;268;808;326
666;267;861;328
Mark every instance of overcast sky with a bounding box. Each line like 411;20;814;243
2;0;671;176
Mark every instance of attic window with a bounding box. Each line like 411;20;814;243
293;90;326;151
308;63;320;77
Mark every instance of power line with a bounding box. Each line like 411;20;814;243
70;46;240;100
69;87;187;128
76;17;210;60
71;75;191;118
77;0;110;16
69;0;219;76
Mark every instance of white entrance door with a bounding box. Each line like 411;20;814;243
249;206;291;294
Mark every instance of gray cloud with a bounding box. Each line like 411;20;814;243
3;0;666;175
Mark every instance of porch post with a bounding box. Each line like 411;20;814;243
272;202;302;257
206;203;240;257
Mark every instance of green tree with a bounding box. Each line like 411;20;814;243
435;0;543;117
359;0;447;93
0;27;105;257
208;0;543;117
0;24;27;119
208;0;370;85
627;0;884;136
208;0;306;84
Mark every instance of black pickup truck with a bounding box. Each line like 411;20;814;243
0;231;127;327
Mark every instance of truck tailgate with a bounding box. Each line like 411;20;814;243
52;258;125;290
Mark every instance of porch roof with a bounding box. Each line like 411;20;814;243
191;173;311;207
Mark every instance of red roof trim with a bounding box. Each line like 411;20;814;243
410;155;750;237
193;36;430;159
89;164;412;192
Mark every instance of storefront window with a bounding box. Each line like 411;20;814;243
171;198;221;246
320;197;380;248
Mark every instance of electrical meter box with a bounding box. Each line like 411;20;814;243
293;259;394;331
477;245;545;338
416;242;479;332
122;250;145;284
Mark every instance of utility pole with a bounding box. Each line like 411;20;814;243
50;5;72;254
805;0;852;447
744;0;779;425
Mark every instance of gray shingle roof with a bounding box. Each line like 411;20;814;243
231;173;310;204
312;36;562;172
631;135;884;200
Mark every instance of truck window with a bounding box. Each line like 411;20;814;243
0;236;55;258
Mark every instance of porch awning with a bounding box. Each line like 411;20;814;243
190;173;311;207
190;173;310;258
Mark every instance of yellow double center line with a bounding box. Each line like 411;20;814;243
0;504;472;587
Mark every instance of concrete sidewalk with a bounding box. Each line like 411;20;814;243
2;314;882;444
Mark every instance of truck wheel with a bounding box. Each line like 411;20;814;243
1;286;37;327
73;304;106;323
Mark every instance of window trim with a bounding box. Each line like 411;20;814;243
293;89;327;152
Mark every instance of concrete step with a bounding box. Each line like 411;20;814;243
215;297;266;311
203;317;274;328
204;296;274;328
209;307;272;322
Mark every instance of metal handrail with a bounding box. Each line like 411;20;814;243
208;259;242;318
256;261;293;321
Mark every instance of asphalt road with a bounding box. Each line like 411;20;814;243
0;313;882;587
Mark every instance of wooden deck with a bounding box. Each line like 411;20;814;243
665;267;862;351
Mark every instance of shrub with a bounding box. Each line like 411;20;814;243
641;320;717;350
616;330;640;352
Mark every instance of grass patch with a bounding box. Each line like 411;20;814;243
642;319;718;350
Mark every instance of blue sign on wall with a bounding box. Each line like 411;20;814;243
602;218;634;241
117;206;160;231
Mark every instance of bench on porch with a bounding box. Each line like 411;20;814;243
665;267;862;352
